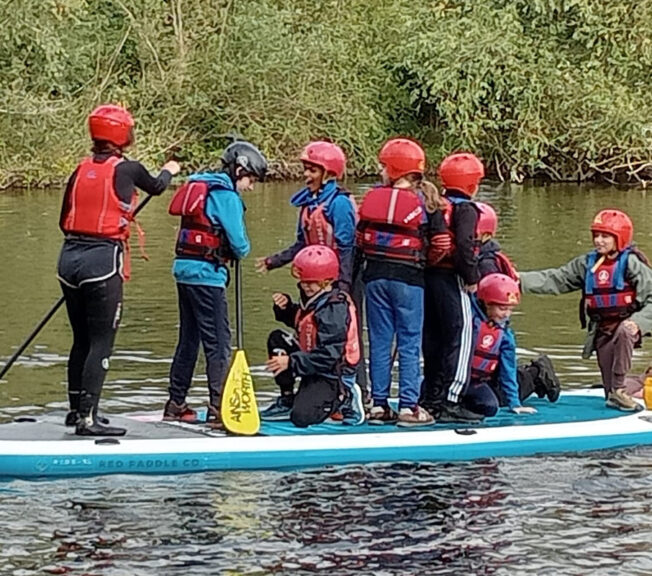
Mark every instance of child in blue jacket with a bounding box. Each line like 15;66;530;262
163;141;267;428
256;141;368;399
474;202;560;404
256;141;355;287
463;273;539;417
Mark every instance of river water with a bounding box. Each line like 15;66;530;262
0;182;650;575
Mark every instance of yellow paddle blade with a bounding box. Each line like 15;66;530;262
221;350;260;435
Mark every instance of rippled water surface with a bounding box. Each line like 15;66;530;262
0;181;651;574
1;453;651;575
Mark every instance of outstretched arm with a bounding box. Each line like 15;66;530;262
264;218;306;270
520;255;587;295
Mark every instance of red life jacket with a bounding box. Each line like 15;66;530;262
294;291;360;368
583;250;638;323
299;194;358;250
357;186;425;265
61;156;136;241
169;181;232;264
426;196;479;268
471;319;504;382
495;251;519;282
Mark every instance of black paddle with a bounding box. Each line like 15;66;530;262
0;195;154;380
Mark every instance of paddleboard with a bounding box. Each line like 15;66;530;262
0;390;650;480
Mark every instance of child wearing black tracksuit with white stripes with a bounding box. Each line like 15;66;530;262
420;153;487;423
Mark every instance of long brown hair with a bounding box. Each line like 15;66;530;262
419;179;446;213
401;173;445;213
395;173;446;213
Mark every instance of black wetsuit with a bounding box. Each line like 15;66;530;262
57;153;172;427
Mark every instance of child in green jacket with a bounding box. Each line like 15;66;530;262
520;209;652;412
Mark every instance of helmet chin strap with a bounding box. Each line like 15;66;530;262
298;283;333;307
224;164;245;187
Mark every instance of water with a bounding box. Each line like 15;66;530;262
0;181;651;574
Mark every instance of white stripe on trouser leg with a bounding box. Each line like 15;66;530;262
447;277;473;403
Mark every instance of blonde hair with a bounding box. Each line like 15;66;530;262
419;179;446;213
395;173;445;213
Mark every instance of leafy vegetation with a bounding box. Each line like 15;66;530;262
1;0;650;186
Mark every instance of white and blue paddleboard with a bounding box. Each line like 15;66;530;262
0;390;651;480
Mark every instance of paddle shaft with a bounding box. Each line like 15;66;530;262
235;260;244;349
0;195;154;380
0;297;65;379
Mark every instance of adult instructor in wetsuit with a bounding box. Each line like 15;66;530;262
58;104;180;436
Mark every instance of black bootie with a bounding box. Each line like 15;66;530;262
65;410;111;427
532;355;561;402
75;416;126;437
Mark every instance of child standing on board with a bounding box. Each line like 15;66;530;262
58;104;180;436
420;153;486;423
520;209;652;411
357;138;434;427
255;142;368;399
256;141;355;287
163;141;267;428
263;245;364;427
463;273;538;416
475;201;561;402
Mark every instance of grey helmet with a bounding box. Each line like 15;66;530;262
221;141;268;183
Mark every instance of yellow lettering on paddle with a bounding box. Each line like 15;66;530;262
221;350;260;435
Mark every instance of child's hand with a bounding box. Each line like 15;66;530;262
272;293;289;309
255;257;269;274
266;355;289;375
511;406;537;415
162;160;181;176
622;319;639;337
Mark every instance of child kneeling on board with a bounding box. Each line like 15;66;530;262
262;246;364;427
474;202;561;406
462;273;540;417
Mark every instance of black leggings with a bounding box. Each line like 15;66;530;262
60;275;122;418
267;329;339;427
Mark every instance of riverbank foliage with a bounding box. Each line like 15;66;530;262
1;0;650;186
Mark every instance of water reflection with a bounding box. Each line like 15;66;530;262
0;451;651;574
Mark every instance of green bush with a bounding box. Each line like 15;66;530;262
0;0;650;186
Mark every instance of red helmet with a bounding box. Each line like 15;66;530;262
300;141;347;179
477;273;520;306
476;202;498;236
590;209;633;252
88;104;134;147
378;138;426;181
292;245;339;282
438;152;484;196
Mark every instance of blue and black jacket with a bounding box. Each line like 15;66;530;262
265;180;356;288
172;172;250;288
